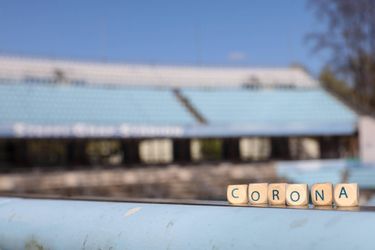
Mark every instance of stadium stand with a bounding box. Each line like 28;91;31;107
0;55;360;167
0;80;357;137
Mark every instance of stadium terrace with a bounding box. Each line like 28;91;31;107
0;55;361;167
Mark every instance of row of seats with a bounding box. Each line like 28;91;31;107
276;159;348;186
277;159;375;190
0;82;357;127
0;82;195;125
348;168;375;189
182;88;357;125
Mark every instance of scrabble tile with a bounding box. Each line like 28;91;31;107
248;183;268;204
334;183;359;207
286;184;309;206
311;183;333;206
268;183;287;205
227;185;248;204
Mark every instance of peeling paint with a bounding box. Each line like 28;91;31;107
8;213;16;222
166;221;174;229
124;207;142;217
289;218;308;229
324;216;342;228
81;234;88;250
25;238;45;250
0;199;12;207
212;245;219;250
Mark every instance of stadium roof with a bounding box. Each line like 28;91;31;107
0;55;318;88
0;82;357;138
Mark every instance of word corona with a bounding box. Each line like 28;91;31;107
227;183;359;207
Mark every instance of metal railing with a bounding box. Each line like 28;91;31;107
0;196;374;250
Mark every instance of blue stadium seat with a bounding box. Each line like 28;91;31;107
276;160;348;185
182;88;356;126
0;82;195;125
277;160;375;189
281;169;345;186
348;167;375;189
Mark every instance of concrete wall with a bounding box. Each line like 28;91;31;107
360;116;375;164
0;163;280;200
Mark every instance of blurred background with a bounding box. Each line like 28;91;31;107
0;0;374;205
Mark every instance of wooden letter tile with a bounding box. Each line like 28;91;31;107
311;183;333;206
248;183;268;205
286;184;309;206
227;184;248;204
334;183;359;207
268;183;286;205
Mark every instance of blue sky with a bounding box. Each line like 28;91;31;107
0;0;327;75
